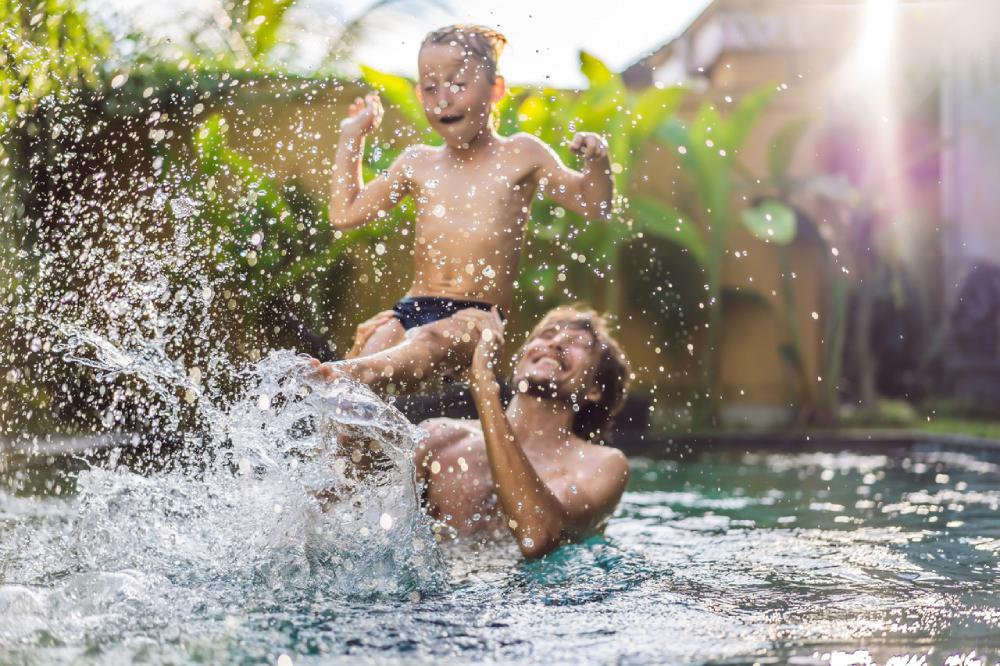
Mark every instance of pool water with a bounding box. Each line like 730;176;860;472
2;444;999;665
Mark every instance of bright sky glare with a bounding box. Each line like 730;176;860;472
90;0;711;87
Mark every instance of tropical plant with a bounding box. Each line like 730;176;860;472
175;112;407;305
0;0;111;138
736;118;820;424
361;53;692;325
652;85;779;423
515;53;694;321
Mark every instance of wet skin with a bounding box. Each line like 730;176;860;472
414;316;629;557
322;43;614;390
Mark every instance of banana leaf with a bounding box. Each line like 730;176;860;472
630;196;707;264
740;199;797;245
768;117;810;185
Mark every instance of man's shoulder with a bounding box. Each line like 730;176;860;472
579;441;629;474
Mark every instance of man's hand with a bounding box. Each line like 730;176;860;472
340;93;384;137
570;132;608;163
452;307;505;390
347;310;396;359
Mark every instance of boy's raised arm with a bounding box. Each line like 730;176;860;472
329;93;411;230
519;132;615;222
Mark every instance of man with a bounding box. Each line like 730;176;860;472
368;305;633;559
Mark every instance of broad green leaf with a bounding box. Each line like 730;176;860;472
571;77;626;132
715;84;776;151
516;93;551;136
631;196;707;264
655;115;731;226
496;88;526;135
578;51;614;87
359;65;425;127
740;200;797;245
606;106;631;191
633;85;686;142
768;117;810;184
192;114;227;167
245;0;296;59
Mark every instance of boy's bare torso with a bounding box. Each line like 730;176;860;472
401;135;539;311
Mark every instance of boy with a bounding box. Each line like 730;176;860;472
312;24;614;391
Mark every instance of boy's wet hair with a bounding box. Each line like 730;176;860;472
421;24;508;82
521;305;632;442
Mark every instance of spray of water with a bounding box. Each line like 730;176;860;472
1;336;445;648
1;97;446;647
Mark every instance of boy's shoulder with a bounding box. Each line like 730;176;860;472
505;132;562;167
397;142;440;163
507;131;548;152
387;143;440;178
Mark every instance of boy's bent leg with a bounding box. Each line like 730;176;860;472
315;310;484;393
357;318;406;357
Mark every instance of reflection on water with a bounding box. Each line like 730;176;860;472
2;439;999;664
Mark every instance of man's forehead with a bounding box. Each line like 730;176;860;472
536;321;595;342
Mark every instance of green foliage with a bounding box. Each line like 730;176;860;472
741;200;797;245
0;0;111;137
356;56;799;416
359;64;428;129
239;0;297;60
511;53;687;318
768;117;810;187
653;85;778;422
630;197;706;265
185;113;402;302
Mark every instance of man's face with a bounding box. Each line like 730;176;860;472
417;43;501;147
512;322;602;404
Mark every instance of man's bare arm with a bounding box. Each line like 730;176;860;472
464;310;628;558
519;132;615;222
329;93;411;230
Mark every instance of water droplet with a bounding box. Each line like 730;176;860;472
169;196;199;219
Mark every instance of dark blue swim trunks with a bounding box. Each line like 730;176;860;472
391;296;504;331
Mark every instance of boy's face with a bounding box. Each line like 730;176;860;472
417;43;503;147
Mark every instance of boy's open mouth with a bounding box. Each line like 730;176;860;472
439;114;464;125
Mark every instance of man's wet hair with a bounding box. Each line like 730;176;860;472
521;305;632;442
421;24;508;83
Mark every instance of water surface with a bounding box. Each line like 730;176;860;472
3;440;999;665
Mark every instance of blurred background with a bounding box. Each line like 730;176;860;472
3;0;1000;444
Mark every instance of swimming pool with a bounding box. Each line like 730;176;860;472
2;437;998;665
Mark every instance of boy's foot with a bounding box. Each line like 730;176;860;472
307;358;353;383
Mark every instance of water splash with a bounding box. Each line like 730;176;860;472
0;337;445;650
